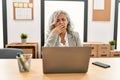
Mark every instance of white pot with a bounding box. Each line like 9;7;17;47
21;39;27;43
111;45;115;50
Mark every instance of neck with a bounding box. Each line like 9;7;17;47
60;33;66;45
60;33;65;38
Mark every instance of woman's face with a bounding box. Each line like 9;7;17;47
54;13;68;29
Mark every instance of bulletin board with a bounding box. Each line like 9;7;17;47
92;0;111;21
13;0;33;20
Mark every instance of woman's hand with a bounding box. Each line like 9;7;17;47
52;25;66;34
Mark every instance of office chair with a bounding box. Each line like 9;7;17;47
0;48;24;59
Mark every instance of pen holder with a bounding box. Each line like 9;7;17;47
17;54;32;72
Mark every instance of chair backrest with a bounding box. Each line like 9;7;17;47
0;48;24;59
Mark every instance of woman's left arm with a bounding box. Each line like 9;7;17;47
75;32;83;47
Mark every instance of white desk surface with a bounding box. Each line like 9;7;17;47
0;58;120;80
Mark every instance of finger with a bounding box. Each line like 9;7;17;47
60;27;65;30
57;28;63;33
58;25;64;28
56;25;63;28
60;28;66;33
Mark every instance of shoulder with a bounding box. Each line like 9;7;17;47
46;32;59;38
67;31;79;38
71;31;79;36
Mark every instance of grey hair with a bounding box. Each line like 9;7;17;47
47;10;74;34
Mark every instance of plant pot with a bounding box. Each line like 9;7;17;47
111;45;115;50
21;39;27;43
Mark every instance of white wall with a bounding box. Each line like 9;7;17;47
6;0;116;56
117;3;120;50
87;0;115;43
7;0;41;56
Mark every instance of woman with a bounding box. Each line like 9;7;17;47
44;10;82;47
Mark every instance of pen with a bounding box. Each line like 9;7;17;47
19;54;29;71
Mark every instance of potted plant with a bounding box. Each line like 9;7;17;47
109;40;116;50
21;33;28;43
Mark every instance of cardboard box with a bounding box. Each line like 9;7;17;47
83;42;111;58
98;50;110;57
90;51;98;57
110;50;120;57
83;42;98;52
98;44;110;51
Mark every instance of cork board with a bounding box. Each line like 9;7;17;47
92;0;111;21
13;0;33;20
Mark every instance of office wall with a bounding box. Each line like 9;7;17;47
117;3;120;50
6;0;41;56
87;0;115;43
6;0;115;55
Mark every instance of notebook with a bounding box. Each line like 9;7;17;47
42;47;92;73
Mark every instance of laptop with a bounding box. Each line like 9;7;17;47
42;47;92;73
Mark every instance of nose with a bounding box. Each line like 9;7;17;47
59;20;64;23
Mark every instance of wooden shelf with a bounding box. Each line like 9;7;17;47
5;42;38;58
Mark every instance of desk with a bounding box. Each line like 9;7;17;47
5;42;38;58
0;58;120;80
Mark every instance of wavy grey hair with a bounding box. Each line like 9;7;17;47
47;10;74;34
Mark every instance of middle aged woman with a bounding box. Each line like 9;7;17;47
44;10;82;47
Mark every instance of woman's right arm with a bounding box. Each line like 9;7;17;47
44;32;59;47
